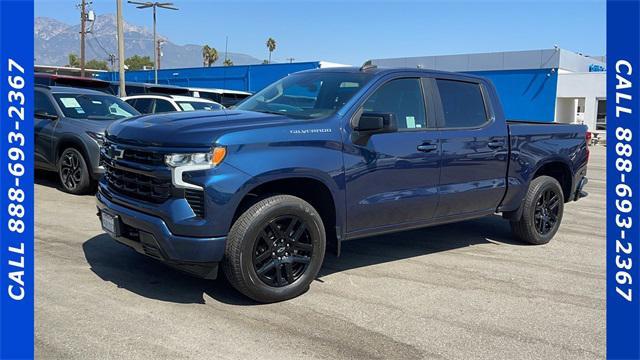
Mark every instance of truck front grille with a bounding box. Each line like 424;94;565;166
122;148;165;166
102;141;206;217
104;163;171;203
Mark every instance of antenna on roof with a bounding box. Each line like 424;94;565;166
360;60;377;71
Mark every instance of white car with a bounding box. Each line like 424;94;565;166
188;87;252;107
122;94;224;114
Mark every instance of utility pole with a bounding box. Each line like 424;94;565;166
286;57;295;64
116;0;126;96
79;0;87;77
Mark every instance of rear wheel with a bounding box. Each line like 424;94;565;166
222;195;326;303
58;147;92;195
510;175;564;245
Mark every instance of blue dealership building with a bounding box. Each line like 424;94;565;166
96;48;605;131
371;48;606;131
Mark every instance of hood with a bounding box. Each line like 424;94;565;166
106;110;295;147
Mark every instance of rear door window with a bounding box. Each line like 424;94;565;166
436;79;488;128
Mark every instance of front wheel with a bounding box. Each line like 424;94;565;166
222;195;326;303
58;147;92;195
510;175;564;245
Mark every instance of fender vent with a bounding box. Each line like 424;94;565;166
184;189;205;218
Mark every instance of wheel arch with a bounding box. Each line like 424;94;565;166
231;173;343;255
55;135;92;167
531;159;573;202
502;158;573;220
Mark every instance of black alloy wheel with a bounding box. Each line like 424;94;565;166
510;175;564;245
533;188;561;235
252;215;314;287
222;195;326;303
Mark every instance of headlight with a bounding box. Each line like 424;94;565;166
164;147;226;168
165;147;227;191
87;131;105;146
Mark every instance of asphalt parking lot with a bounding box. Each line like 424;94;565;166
35;146;605;360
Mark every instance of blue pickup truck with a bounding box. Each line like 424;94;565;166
97;66;589;302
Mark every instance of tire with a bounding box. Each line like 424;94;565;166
222;195;326;303
58;147;92;195
510;175;564;245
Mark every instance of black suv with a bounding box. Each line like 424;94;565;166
35;85;140;194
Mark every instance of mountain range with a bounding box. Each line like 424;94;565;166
35;14;262;69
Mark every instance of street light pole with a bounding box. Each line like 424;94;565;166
128;1;178;84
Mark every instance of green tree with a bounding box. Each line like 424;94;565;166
124;55;154;71
67;53;80;67
202;45;219;67
85;59;109;71
223;58;234;66
266;37;276;64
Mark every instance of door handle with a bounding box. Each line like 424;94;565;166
487;140;505;149
417;143;438;152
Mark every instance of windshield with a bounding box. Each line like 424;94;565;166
235;71;373;119
177;101;224;111
54;94;140;120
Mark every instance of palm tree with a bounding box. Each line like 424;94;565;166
266;37;276;64
67;53;80;67
202;45;211;67
223;58;234;66
202;45;219;67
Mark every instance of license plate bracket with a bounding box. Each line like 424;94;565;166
101;211;121;237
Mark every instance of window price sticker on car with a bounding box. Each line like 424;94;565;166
0;0;35;358
607;1;640;358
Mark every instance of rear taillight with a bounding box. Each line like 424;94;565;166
585;132;591;161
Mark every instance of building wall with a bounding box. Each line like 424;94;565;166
555;72;606;130
467;69;558;121
97;62;322;93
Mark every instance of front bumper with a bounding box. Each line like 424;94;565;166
96;190;226;279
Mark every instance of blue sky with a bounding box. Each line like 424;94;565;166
35;0;605;65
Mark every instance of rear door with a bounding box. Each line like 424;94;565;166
344;77;441;234
432;77;508;217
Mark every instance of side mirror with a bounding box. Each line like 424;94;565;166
353;112;396;133
35;111;58;120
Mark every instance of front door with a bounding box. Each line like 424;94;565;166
34;90;59;168
344;77;441;234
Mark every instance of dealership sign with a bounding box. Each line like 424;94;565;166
607;0;640;358
0;0;35;358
